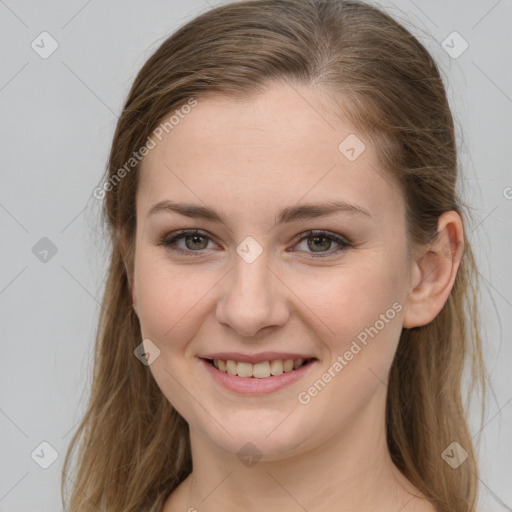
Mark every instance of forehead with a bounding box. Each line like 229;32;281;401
141;82;354;173
137;82;404;222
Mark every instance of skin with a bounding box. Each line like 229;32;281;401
130;81;463;512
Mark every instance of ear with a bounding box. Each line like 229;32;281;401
402;211;464;328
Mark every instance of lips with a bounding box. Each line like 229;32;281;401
199;351;318;394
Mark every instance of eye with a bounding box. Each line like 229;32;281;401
158;229;218;256
290;230;351;258
158;228;351;258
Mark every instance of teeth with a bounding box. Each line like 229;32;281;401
237;362;253;378
253;361;270;378
270;359;283;376
226;360;237;375
293;358;304;369
283;359;294;372
212;358;308;378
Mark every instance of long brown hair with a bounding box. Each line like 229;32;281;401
62;1;486;511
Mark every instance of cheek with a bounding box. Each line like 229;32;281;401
133;248;232;384
295;258;405;341
293;255;406;398
133;249;204;343
291;268;404;438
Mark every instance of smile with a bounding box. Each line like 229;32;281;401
200;357;318;394
208;358;311;378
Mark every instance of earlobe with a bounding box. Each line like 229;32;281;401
402;211;464;328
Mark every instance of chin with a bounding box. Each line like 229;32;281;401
195;411;319;461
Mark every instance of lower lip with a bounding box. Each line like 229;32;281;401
200;358;317;394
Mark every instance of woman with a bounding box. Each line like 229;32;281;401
63;1;486;511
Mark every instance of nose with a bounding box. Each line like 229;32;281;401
215;252;290;339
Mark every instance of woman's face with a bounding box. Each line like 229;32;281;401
132;82;413;459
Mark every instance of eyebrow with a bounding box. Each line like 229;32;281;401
146;199;371;225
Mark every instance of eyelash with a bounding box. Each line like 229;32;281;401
157;229;352;258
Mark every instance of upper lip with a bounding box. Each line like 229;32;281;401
200;352;316;364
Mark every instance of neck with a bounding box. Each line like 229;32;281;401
165;387;430;512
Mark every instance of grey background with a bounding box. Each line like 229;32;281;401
1;1;510;510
